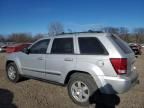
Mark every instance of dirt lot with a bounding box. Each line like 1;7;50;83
0;53;144;108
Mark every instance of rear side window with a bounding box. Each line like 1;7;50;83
111;35;132;54
51;38;74;54
78;37;108;55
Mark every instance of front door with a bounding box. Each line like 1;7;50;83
19;39;50;78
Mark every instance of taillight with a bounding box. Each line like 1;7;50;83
110;58;127;75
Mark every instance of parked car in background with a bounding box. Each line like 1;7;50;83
0;47;2;52
129;43;142;55
6;43;31;53
141;44;144;48
0;45;8;52
0;42;16;53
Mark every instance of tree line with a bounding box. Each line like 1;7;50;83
0;22;144;43
0;33;44;43
101;27;144;43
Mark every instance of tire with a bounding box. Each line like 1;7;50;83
6;62;21;83
67;73;98;106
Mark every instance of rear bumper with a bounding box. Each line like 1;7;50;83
100;72;139;94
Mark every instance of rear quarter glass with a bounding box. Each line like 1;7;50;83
111;35;133;54
78;37;108;55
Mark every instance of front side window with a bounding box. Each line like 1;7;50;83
30;39;50;54
78;37;108;55
51;38;74;54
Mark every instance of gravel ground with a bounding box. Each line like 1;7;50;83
0;53;144;108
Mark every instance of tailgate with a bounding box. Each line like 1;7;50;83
126;53;136;76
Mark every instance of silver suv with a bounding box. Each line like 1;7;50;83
6;33;139;106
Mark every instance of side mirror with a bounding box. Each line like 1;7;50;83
22;48;30;54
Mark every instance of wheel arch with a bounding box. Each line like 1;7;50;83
64;70;101;86
64;70;90;85
6;60;14;67
64;70;105;91
6;59;23;75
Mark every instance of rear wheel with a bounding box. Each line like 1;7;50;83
6;62;21;83
67;73;98;106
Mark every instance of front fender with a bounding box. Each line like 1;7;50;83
6;53;23;75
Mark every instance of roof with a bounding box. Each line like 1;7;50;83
38;32;112;41
51;32;110;37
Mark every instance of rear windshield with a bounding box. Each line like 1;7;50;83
111;35;132;54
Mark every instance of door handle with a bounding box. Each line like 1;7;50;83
37;57;43;60
64;58;73;61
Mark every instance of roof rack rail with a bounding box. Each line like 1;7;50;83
57;30;104;35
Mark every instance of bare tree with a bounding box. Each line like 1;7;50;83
48;22;64;36
101;27;119;34
119;27;129;42
7;33;33;43
33;34;44;41
67;28;73;33
119;27;128;34
133;28;144;43
0;35;5;42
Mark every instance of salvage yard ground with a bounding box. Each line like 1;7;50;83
0;53;144;108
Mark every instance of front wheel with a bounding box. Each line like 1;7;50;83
67;73;98;106
6;62;21;83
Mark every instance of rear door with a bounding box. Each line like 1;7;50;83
76;36;109;76
45;37;76;82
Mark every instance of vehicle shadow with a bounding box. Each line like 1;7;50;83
89;84;120;108
0;88;17;108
